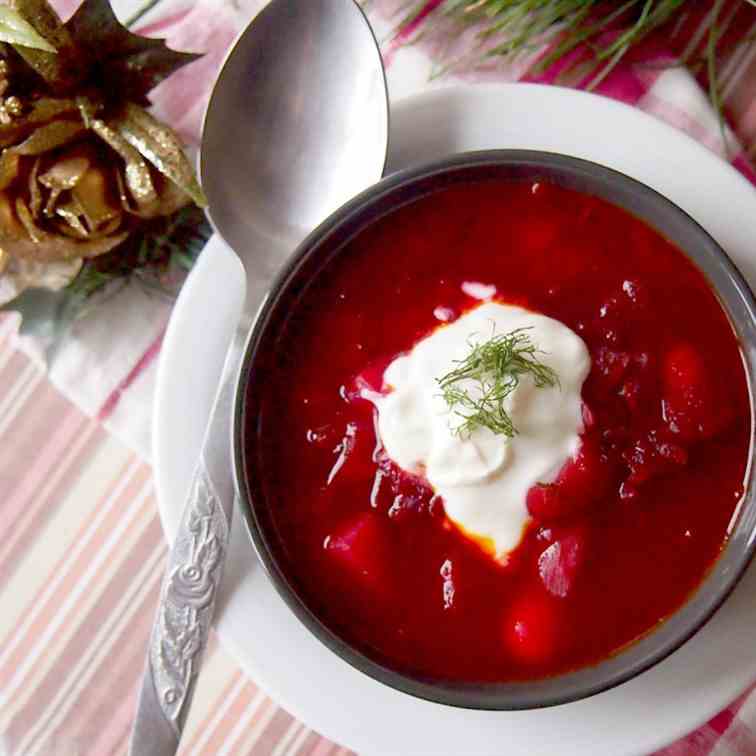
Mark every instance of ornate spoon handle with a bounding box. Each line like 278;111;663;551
128;327;245;756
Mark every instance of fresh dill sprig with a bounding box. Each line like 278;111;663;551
436;327;559;438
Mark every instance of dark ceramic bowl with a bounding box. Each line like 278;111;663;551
233;150;756;710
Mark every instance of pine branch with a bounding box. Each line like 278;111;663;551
398;0;754;133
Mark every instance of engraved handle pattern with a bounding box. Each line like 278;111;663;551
150;463;229;734
129;320;245;756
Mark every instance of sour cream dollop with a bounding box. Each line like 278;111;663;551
365;302;591;560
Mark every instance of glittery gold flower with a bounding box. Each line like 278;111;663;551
0;0;205;305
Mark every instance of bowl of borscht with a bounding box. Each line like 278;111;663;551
233;150;756;709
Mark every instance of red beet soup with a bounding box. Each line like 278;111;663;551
245;178;751;682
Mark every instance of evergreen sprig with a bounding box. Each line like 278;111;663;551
398;0;755;127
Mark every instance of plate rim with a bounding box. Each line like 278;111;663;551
154;81;756;756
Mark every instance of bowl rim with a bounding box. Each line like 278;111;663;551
232;149;756;710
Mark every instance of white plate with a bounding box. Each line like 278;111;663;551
154;83;756;756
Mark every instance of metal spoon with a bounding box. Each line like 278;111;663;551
128;2;387;752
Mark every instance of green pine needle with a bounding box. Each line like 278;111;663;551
398;0;750;136
65;203;211;303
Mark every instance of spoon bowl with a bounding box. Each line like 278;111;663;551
201;0;388;306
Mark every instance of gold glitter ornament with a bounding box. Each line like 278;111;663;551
0;0;205;304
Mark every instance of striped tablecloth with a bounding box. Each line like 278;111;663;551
3;1;756;754
0;317;353;756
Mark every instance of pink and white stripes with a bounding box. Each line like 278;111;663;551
0;324;353;754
